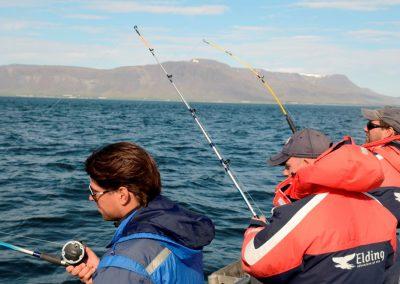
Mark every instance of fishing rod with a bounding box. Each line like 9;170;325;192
203;39;297;133
134;25;260;217
0;240;85;266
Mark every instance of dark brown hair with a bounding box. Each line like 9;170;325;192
379;120;391;129
85;142;161;206
379;120;399;134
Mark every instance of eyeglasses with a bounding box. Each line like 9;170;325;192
366;121;382;131
88;184;111;202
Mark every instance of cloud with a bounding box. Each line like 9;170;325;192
0;0;228;16
0;35;138;67
347;29;400;41
232;25;274;32
295;0;400;11
0;19;106;35
86;1;228;15
69;26;108;34
0;21;31;31
369;20;400;27
0;0;81;10
0;19;58;31
0;31;203;68
0;1;45;8
64;14;109;20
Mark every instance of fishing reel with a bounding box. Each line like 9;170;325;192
61;240;86;266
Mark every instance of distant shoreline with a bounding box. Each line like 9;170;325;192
0;95;383;108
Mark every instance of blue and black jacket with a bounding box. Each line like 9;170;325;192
93;195;215;284
370;187;400;228
370;187;400;284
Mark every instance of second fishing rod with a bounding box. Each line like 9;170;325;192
134;25;261;218
203;39;297;133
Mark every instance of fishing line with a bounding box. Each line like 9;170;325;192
134;25;263;217
203;39;297;133
0;231;64;247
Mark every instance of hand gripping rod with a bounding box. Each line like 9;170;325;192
134;26;258;217
203;39;297;133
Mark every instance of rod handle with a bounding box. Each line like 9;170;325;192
40;253;66;266
286;115;297;133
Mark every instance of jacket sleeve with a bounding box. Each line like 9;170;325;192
93;267;152;284
241;196;321;281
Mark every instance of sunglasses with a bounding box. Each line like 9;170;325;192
88;184;111;202
366;121;382;131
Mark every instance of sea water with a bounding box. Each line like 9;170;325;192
0;97;367;283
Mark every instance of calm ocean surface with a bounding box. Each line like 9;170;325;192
0;97;368;283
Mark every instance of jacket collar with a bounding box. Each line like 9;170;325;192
363;134;400;149
108;210;137;247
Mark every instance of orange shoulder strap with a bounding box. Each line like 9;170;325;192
374;146;400;173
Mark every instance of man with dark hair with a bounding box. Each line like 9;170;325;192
362;106;400;187
66;142;215;284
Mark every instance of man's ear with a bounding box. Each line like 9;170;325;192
118;187;140;208
386;127;395;137
118;186;131;205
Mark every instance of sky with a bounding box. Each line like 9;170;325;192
0;0;399;97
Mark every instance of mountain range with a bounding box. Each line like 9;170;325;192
0;59;398;105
